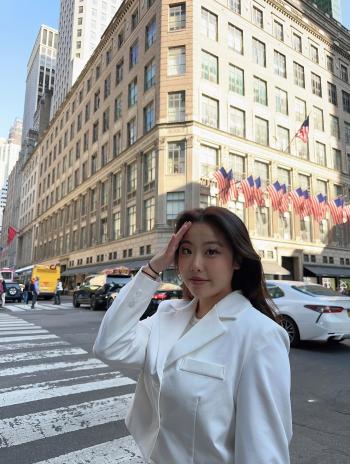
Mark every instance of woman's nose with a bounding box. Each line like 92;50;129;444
191;253;203;271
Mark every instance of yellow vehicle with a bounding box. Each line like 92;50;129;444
16;264;61;299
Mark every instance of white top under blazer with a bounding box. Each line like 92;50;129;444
93;269;292;464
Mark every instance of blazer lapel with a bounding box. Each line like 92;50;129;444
164;307;227;369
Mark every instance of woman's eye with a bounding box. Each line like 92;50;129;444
180;247;191;255
206;249;219;256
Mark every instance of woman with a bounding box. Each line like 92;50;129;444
94;206;292;463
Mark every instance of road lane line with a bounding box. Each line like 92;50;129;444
0;340;70;351
0;334;59;343
31;435;144;464
0;347;86;364
0;371;134;407
0;394;133;448
0;329;49;335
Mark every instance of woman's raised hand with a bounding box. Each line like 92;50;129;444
147;221;192;274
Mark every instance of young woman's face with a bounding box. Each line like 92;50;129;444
178;222;239;304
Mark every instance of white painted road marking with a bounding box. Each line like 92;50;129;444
0;329;49;336
0;347;86;364
0;340;70;351
0;334;60;343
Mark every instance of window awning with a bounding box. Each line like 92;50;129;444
61;259;149;277
262;261;290;276
304;265;350;278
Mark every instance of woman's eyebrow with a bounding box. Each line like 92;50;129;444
179;240;224;247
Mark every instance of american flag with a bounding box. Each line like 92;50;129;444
289;187;304;214
254;177;265;207
343;204;350;223
296;116;309;143
310;193;325;222
227;169;239;202
240;175;255;207
279;184;290;213
328;197;344;225
266;181;281;211
300;191;312;218
213;167;228;193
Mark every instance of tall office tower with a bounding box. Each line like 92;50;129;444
50;0;121;119
8;118;23;145
0;119;22;190
309;0;342;22
22;25;58;144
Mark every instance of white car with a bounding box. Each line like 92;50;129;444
266;280;350;347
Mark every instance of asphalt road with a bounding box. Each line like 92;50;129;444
0;298;349;464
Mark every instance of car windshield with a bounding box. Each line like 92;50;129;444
106;276;132;285
292;285;343;297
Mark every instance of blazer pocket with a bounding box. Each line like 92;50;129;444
179;358;225;380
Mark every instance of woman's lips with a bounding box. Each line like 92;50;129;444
189;278;209;285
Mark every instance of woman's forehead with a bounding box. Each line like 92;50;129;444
183;222;226;243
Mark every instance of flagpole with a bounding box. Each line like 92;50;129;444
283;111;312;154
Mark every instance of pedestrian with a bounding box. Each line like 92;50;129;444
54;279;63;304
94;206;292;463
23;279;30;304
30;277;40;309
0;278;6;308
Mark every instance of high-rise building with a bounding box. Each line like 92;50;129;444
309;0;342;22
0;119;22;191
22;25;58;144
50;0;122;119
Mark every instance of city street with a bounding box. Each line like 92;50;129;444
0;298;349;463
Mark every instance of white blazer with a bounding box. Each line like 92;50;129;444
94;270;292;464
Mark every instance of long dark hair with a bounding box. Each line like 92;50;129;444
174;206;278;322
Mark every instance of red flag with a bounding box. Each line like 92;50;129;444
240;175;255;207
7;226;17;245
289;187;304;215
253;177;265;207
328;198;344;225
296;116;309;143
278;184;290;213
267;181;282;211
213;167;227;193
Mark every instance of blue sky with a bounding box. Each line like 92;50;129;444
0;0;349;139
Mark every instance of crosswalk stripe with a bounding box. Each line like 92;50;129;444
0;371;134;407
0;334;59;343
0;321;36;325
0;357;107;377
0;329;49;335
1;305;26;311
0;394;133;448
0;340;70;352
0;347;86;364
31;436;144;464
0;327;44;332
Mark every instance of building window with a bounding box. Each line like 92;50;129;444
201;50;218;83
229;64;244;95
145;59;156;89
101;143;108;166
345;123;350;145
104;74;111;99
327;55;334;73
144;149;156;186
128;78;137;107
168;91;185;122
131;9;139;30
129;41;139;69
144;101;155;133
169;3;186;31
90;189;97;211
112;171;122;199
94;90;100;111
315;142;326;166
144;197;155;231
328;82;337;105
273;20;284;41
92;121;99;143
85;102;90;122
313;107;324;131
342;90;350;113
113;131;122;157
300;217;311;242
311;73;322;97
102;108;109;132
341;64;348;83
145;16;156;50
275;88;288;115
116;59;123;85
278;212;292;240
253;77;267;105
168;46;186;76
91;153;97;174
292;33;302;52
100;182;108;206
200;145;217;177
118;30;124;49
252;38;266;67
168;141;185;174
166;191;185;225
274;50;286;78
252;6;263;28
333;148;342;171
330;115;340;139
255;116;269;146
201;8;217;41
127;206;136;235
127;162;137;192
229;106;245;137
256;207;269;237
201;95;219;128
295;98;306;122
276;126;290;152
293;62;305;88
114;94;122;121
310;44;319;64
127;118;137;146
228;0;241;13
112;211;121;239
228;24;243;54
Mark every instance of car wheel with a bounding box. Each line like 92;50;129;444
280;315;300;347
73;296;80;308
90;296;98;311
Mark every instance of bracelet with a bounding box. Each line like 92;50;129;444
148;261;161;275
141;268;157;281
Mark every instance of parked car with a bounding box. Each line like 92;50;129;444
107;282;183;319
4;282;23;303
73;267;132;310
267;280;350;347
